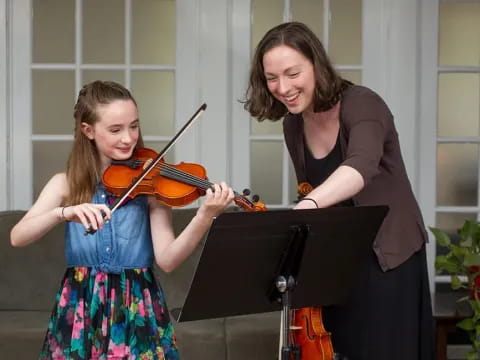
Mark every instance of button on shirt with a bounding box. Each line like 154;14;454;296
65;185;154;273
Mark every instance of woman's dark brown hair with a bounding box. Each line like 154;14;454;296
65;80;144;205
244;22;349;121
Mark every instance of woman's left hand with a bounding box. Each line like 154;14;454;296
197;181;235;220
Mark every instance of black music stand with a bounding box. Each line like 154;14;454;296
173;206;388;359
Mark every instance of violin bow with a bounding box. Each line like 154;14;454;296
85;103;207;234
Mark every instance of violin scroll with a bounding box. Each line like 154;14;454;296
234;194;266;212
234;188;266;212
297;182;313;197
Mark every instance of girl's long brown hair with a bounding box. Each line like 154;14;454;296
244;22;350;121
65;80;143;205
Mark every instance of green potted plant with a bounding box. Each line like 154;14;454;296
432;219;480;360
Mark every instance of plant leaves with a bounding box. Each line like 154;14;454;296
472;301;480;316
466;350;478;360
451;275;463;290
451;245;470;259
459;220;478;246
435;255;462;274
434;219;480;355
430;227;451;247
458;317;476;331
435;255;448;271
465;254;480;267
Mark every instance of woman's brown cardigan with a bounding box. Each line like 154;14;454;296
283;85;427;271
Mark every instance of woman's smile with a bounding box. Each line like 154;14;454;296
263;45;315;114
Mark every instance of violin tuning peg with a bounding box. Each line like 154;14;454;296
242;188;251;196
252;194;260;203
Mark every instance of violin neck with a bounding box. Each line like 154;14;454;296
159;164;213;190
158;164;254;206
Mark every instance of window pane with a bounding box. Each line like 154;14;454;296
338;70;362;85
251;141;283;204
131;71;175;137
439;2;480;66
132;0;175;65
33;141;72;199
83;0;125;63
33;0;75;63
436;212;477;237
291;0;323;40
251;117;283;135
248;0;284;137
437;143;478;206
329;0;362;65
82;71;125;86
438;73;480;137
251;0;283;51
143;141;174;163
33;70;75;135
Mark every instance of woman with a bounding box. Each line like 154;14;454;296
244;22;434;360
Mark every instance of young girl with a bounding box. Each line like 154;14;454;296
244;22;434;360
10;80;234;359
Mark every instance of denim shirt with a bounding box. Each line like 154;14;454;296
65;185;154;273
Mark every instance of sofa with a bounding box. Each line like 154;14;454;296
0;209;280;359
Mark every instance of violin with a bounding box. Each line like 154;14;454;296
102;146;266;211
288;182;334;360
290;307;334;359
85;103;264;235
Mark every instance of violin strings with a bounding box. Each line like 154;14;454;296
148;162;253;205
161;165;212;189
154;163;213;189
158;164;247;199
134;160;220;190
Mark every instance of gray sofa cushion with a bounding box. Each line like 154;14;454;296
0;211;65;311
0;310;50;358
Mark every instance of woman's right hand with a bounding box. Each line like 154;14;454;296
62;203;112;231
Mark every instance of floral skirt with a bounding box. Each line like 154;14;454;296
39;267;179;360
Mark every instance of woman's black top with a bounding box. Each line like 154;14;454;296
304;133;353;207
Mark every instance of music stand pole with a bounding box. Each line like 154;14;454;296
274;224;309;360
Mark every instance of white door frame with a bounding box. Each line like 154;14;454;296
175;0;234;187
418;0;438;293
1;0;32;211
0;0;7;211
9;0;32;211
